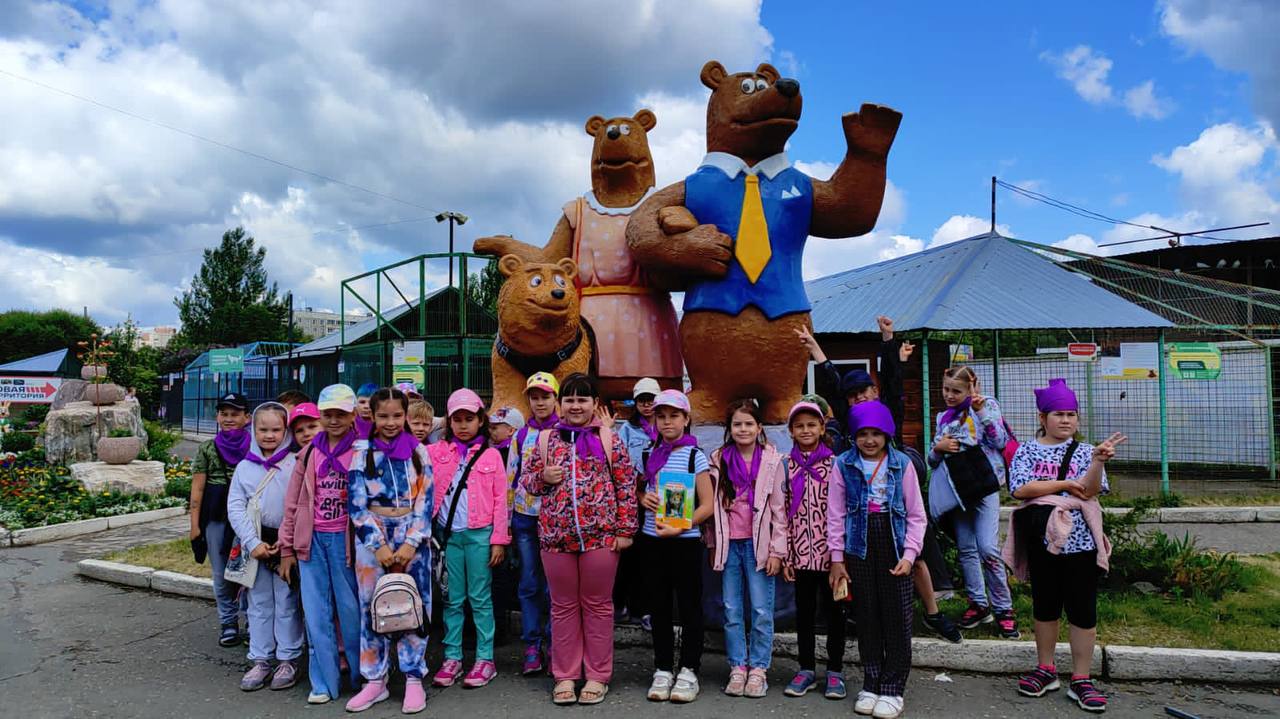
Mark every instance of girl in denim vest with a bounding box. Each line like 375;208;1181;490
828;401;924;719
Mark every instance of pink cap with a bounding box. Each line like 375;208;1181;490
652;389;691;414
289;402;320;426
447;388;485;416
788;401;826;425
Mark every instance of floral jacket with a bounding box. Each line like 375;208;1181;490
521;428;639;553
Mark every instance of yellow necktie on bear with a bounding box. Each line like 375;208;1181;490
735;173;772;284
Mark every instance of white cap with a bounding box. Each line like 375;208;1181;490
632;377;662;399
492;406;526;431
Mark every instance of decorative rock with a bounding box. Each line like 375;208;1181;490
1132;581;1160;595
51;379;89;410
71;460;166;495
42;400;147;464
1105;645;1280;683
84;383;126;406
96;436;142;464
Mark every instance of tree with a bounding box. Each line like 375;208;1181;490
174;227;288;346
103;319;162;418
0;309;100;365
465;259;504;317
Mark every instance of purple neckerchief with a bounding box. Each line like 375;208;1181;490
372;431;419;462
788;444;834;519
644;434;698;490
450;435;485;461
244;445;293;472
214;427;251;465
939;397;972;428
637;415;658;443
516;413;559;449
554;419;607;463
723;443;762;507
494;438;512;451
312;430;355;479
354;415;373;437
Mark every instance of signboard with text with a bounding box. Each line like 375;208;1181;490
208;348;245;374
0;376;62;403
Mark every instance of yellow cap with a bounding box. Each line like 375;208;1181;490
525;372;560;395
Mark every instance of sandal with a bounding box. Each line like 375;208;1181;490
578;681;609;705
552;680;577;705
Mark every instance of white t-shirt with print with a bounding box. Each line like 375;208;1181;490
1008;438;1109;553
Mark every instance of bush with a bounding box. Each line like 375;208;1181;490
108;427;134;438
144;420;180;462
1104;498;1247;599
19;404;49;427
15;448;46;467
1;432;35;453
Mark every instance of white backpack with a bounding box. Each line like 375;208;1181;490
371;571;426;635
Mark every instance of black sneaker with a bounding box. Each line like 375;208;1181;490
994;610;1021;639
219;624;240;647
956;603;992;629
923;612;963;643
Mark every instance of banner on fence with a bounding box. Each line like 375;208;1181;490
0;376;61;403
1168;342;1222;380
209;348;245;374
1067;343;1099;362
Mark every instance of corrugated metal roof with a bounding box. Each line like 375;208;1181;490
806;232;1173;332
0;348;69;374
284;288;448;359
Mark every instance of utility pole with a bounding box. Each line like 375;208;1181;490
436;211;469;289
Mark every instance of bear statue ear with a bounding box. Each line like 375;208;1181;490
700;60;728;90
633;108;657;132
556;257;579;281
498;254;524;278
584;115;606;137
755;63;781;83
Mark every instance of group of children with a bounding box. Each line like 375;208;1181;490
188;357;1122;716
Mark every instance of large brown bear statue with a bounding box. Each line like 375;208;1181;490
475;110;682;401
626;61;902;423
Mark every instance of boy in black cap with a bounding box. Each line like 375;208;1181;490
190;391;253;647
797;318;962;643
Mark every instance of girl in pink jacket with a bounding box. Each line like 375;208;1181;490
427;389;509;689
707;399;788;699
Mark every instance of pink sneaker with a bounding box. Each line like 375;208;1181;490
344;678;389;712
402;678;427;714
463;659;498;688
433;659;464;687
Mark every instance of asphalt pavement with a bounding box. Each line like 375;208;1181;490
2;519;1278;718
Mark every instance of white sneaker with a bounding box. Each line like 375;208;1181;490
855;690;879;715
647;670;674;701
306;692;331;705
872;695;904;718
669;668;700;703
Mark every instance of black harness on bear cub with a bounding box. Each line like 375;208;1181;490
494;321;597;377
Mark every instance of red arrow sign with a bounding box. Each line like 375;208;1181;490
40;382;57;397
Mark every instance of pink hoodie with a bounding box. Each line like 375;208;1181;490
280;441;356;562
427;441;510;545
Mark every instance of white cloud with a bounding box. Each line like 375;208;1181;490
1054;233;1101;254
1151;122;1280;225
878;234;924;260
1160;0;1280;131
1123;80;1176;120
1040;44;1175;120
1041;45;1114;104
800;179;915;279
928;215;1009;248
0;237;174;322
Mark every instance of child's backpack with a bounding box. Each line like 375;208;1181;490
1001;419;1020;472
371;568;426;635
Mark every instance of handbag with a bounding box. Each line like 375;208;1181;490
943;443;999;508
223;468;279;589
430;447;485;601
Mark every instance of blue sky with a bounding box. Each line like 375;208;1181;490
0;1;1276;326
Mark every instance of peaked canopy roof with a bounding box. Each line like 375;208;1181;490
0;348;72;375
805;232;1173;333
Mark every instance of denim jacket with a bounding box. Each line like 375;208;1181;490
828;447;925;564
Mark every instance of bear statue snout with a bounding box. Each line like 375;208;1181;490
551;288;566;300
775;78;799;98
606;126;621;140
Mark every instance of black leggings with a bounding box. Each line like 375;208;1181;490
794;569;846;672
1021;508;1099;628
643;536;705;672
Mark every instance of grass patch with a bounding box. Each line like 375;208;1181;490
929;554;1280;653
106;537;211;578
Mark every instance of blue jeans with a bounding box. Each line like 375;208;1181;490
513;512;550;649
298;530;362;699
952;492;1013;611
722;538;775;669
204;520;246;628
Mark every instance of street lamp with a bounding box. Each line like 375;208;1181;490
435;211;469;288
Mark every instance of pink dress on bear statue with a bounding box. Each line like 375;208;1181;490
564;191;682;381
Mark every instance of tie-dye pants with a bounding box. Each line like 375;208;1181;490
353;513;432;680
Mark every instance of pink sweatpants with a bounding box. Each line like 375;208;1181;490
541;548;619;683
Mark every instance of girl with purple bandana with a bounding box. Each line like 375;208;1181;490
780;400;848;701
1007;379;1125;713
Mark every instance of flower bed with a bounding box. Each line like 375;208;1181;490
0;460;188;531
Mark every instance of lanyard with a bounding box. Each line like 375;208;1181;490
864;454;887;487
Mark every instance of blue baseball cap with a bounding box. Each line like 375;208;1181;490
839;369;875;396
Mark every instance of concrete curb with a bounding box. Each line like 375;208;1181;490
81;564;1280;684
998;505;1277;524
4;507;186;547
